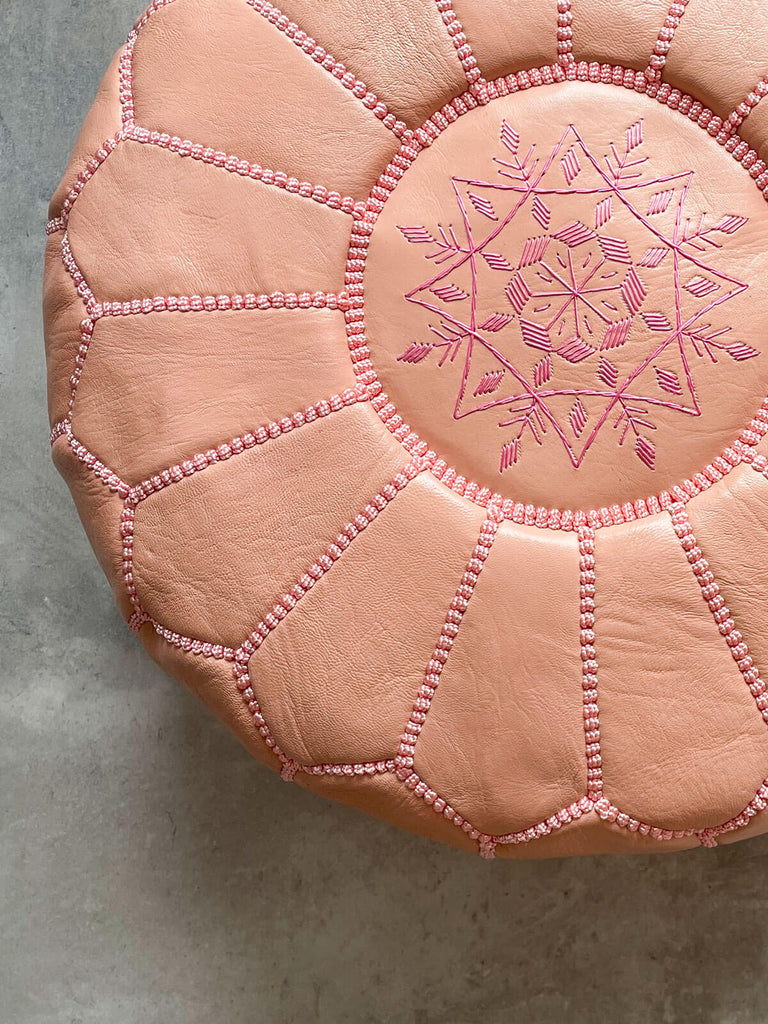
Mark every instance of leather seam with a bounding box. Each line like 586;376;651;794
645;0;692;83
242;0;412;141
433;0;486;96
669;502;768;728
228;460;426;777
122;125;367;219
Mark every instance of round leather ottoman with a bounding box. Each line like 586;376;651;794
44;0;768;858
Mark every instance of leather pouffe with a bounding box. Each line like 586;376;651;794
44;0;768;858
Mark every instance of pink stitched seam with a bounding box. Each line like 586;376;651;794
348;63;768;533
53;423;130;498
147;620;236;660
229;460;425;780
45;135;123;235
696;776;768;846
57;219;354;430
669;503;768;726
60;233;97;314
49;421;69;444
118;0;381;217
579;527;603;799
126;385;369;504
98;290;351;317
557;0;574;68
124;124;366;218
119;0;179;129
46;217;66;236
242;0;411;141
394;513;500;775
118;384;376;641
593;799;696;841
645;1;692;83
393;511;501;856
722;73;768;137
433;0;485;95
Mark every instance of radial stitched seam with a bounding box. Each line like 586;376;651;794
46;135;124;235
230;459;425;780
669;503;768;726
393;510;502;856
98;290;351;317
395;512;501;774
645;1;691;83
723;73;768;137
347;63;768;533
119;0;180;129
243;0;412;141
434;0;485;95
126;385;369;504
117;387;372;636
557;0;574;68
124;125;366;218
579;526;603;798
59;223;354;426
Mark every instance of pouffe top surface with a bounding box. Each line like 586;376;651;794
44;0;768;859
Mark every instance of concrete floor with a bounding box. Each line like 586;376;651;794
3;2;768;1022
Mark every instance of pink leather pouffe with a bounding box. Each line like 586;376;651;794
44;0;768;858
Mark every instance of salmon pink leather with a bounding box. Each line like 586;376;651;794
44;0;768;858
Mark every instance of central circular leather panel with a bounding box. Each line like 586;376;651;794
363;82;768;511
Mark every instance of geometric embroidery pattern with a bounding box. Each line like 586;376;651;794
398;119;756;472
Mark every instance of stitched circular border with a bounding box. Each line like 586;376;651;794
345;63;768;531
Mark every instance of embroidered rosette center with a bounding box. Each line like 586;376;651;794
360;82;768;513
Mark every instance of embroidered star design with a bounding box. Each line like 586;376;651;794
397;119;756;472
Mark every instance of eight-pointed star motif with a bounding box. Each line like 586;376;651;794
397;119;757;472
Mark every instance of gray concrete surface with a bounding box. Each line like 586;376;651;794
2;3;768;1022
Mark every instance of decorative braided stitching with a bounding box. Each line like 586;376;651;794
123;125;367;219
645;1;691;83
47;0;768;855
243;0;411;140
434;0;485;96
230;459;425;781
393;513;501;855
669;504;768;725
557;0;574;69
723;73;768;138
580;527;603;799
119;384;371;637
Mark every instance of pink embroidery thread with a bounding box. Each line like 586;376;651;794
434;0;485;95
396;116;752;473
346;64;768;532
